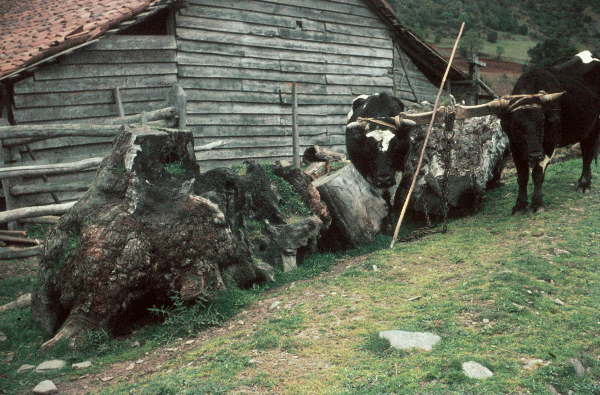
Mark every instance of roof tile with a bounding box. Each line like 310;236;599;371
0;0;156;79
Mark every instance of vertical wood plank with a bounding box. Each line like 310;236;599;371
114;87;125;117
292;82;299;169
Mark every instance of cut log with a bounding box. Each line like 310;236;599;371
18;216;60;224
0;202;76;223
0;157;102;179
0;246;42;260
0;124;121;140
313;163;387;250
303;145;346;163
11;181;89;196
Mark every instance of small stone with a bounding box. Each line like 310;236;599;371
35;360;66;373
554;248;570;255
547;383;560;394
101;376;113;382
0;331;6;342
125;363;135;371
568;358;585;377
136;359;144;364
462;361;493;379
372;265;378;272
72;361;92;370
482;318;490;324
269;301;281;310
32;380;58;394
554;298;565;306
185;340;195;345
6;352;14;363
532;230;545;237
17;364;35;373
131;340;140;348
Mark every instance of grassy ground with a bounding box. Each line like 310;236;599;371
2;157;600;394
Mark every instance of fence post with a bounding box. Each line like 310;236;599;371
169;84;187;129
292;82;299;169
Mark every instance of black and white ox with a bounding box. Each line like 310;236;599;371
345;92;415;210
499;50;600;214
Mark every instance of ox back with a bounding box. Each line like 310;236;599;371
499;50;600;214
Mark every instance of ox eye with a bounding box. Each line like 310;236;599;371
353;133;365;142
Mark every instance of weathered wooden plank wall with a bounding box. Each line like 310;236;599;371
9;35;178;207
178;0;442;170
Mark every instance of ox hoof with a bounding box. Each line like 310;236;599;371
511;204;528;216
579;187;591;194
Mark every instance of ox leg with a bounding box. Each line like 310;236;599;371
578;132;598;193
530;163;546;213
512;155;529;215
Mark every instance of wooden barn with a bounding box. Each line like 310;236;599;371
0;0;493;219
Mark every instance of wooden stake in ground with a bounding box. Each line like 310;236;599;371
390;22;465;249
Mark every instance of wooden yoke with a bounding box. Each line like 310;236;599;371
392;91;565;126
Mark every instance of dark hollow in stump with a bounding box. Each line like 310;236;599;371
32;125;260;355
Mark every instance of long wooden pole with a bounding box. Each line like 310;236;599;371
390;22;465;249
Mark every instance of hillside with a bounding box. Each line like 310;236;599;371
388;0;600;95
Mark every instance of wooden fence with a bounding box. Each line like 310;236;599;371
0;85;188;258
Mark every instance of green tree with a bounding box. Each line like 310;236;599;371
496;44;505;60
487;30;498;43
460;30;485;58
525;38;578;71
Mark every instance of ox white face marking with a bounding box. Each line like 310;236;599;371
366;129;395;152
538;154;552;172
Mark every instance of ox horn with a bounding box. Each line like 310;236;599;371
539;91;565;104
393;116;417;129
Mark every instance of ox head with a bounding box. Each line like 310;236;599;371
345;93;415;189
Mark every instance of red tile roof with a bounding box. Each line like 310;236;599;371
0;0;155;79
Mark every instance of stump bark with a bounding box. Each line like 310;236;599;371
32;126;259;355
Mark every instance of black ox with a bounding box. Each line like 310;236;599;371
499;50;600;214
345;92;415;209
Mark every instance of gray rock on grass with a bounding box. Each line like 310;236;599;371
462;361;493;379
35;360;65;373
379;330;441;351
32;380;58;394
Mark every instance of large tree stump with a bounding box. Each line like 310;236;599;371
396;105;510;217
194;162;325;274
32;125;259;355
313;163;388;251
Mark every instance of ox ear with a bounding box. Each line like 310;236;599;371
352;95;370;112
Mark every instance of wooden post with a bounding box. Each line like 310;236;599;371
292;82;300;169
169;84;187;129
114;87;125;118
176;86;187;129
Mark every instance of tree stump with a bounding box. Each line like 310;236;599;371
313;163;388;251
194;162;325;274
32;125;259;355
397;106;510;217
